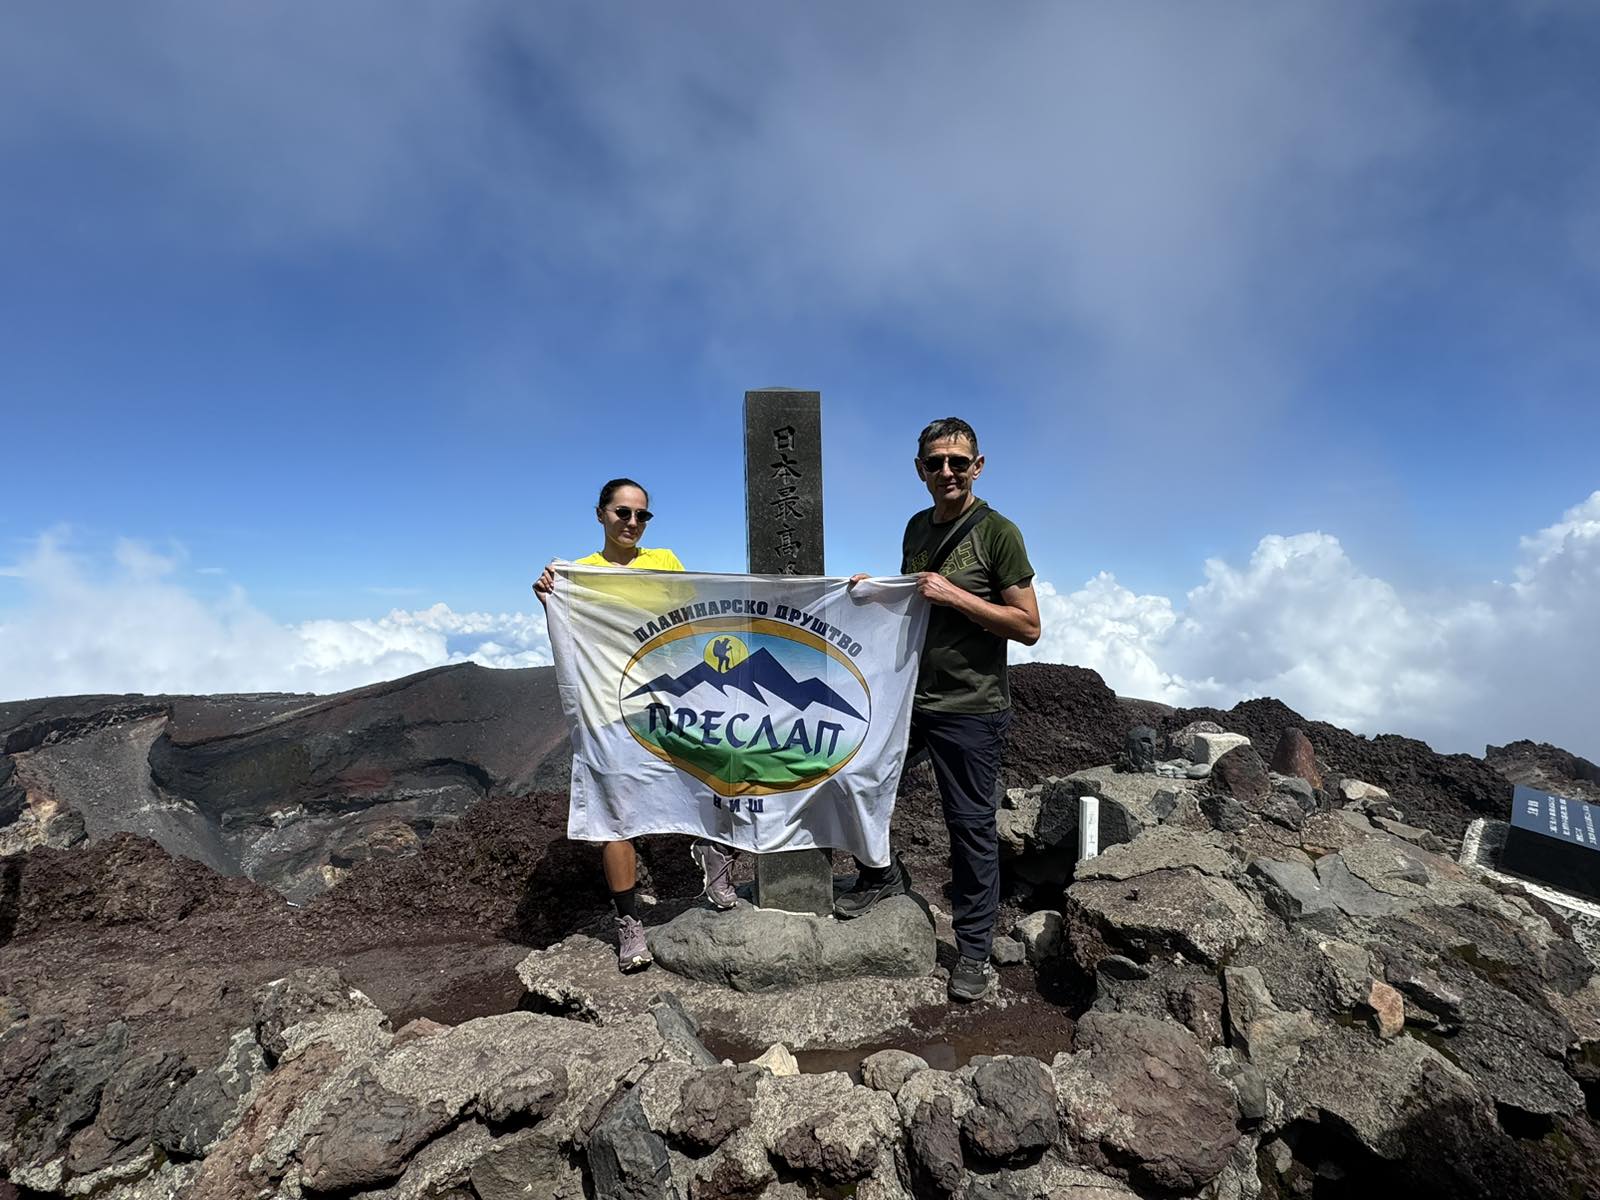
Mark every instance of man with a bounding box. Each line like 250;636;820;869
837;417;1040;1003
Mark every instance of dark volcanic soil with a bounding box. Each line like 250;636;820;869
1148;694;1513;841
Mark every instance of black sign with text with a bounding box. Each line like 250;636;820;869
1502;784;1600;901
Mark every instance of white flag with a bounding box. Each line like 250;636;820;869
547;564;929;867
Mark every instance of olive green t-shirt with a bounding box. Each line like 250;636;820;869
902;499;1035;713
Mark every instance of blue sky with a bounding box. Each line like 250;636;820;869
2;2;1598;760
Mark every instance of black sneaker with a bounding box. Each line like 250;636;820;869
948;955;997;1002
832;859;910;919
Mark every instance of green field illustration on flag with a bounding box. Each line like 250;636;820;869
618;616;873;796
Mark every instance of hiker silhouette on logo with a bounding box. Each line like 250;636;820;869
712;637;733;673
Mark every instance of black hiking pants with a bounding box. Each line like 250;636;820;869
909;706;1012;962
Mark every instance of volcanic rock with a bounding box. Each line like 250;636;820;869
960;1055;1058;1164
1270;727;1323;790
1191;731;1252;766
1065;864;1267;970
907;1096;963;1200
646;894;934;991
253;966;383;1065
1165;719;1224;761
861;1049;928;1094
1055;1011;1240;1192
517;934;947;1051
669;1063;764;1152
1365;980;1405;1038
1209;744;1272;807
1013;910;1063;964
588;1089;674;1200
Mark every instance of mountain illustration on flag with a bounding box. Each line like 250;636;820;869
624;647;865;721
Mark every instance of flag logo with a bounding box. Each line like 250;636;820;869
619;617;872;797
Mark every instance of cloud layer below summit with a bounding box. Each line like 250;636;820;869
4;492;1597;761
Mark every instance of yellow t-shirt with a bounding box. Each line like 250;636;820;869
573;548;685;571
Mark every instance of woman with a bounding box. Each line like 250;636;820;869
535;477;737;973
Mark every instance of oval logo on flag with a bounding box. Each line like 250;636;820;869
619;616;873;796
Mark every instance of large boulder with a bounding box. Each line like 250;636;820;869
1054;1012;1240;1192
646;895;934;991
959;1056;1058;1165
1064;866;1267;971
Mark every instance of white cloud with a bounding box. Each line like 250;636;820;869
0;533;551;701
1022;492;1600;759
3;495;1596;761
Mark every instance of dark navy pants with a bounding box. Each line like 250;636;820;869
908;706;1012;962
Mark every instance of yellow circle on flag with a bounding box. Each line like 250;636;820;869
703;634;749;674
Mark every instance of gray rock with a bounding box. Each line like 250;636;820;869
959;1056;1058;1165
860;1049;928;1094
476;1063;567;1126
966;1156;1142;1199
1066;867;1267;970
42;806;88;848
1339;779;1389;803
75;1049;188;1170
757;1072;901;1188
682;1127;775;1198
1061;766;1172;828
1094;955;1149;982
1281;1025;1481;1160
298;1065;457;1192
907;1097;963;1200
16;1020;129;1168
1013;910;1063;964
1185;763;1213;780
253;967;383;1064
1249;859;1340;927
668;1064;762;1151
1222;967;1276;1040
991;935;1026;966
356;1119;494;1200
647;894;934;992
1219;1060;1268;1123
1198;790;1254;834
1316;938;1375;1009
896;1068;978;1125
1383;962;1463;1024
1056;1012;1240;1192
648;993;716;1067
588;1089;677;1200
471;1126;585;1200
1191;732;1252;766
518;935;947;1051
1073;825;1237;881
154;1029;264;1159
1166;720;1225;760
1271;773;1318;810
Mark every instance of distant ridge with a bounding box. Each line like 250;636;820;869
624;647;864;720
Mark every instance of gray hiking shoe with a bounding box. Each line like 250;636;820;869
691;840;738;910
615;914;652;973
948;954;997;1002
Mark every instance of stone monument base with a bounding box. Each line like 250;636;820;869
646;895;935;992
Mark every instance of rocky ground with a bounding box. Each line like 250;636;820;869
2;662;1598;1198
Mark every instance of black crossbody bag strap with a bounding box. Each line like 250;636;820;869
924;505;992;576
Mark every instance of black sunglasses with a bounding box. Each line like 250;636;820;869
921;454;974;473
607;506;653;524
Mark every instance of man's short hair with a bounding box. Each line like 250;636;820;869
917;417;979;457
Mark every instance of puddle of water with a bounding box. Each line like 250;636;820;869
701;992;1076;1081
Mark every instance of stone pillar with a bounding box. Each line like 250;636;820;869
744;389;833;915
